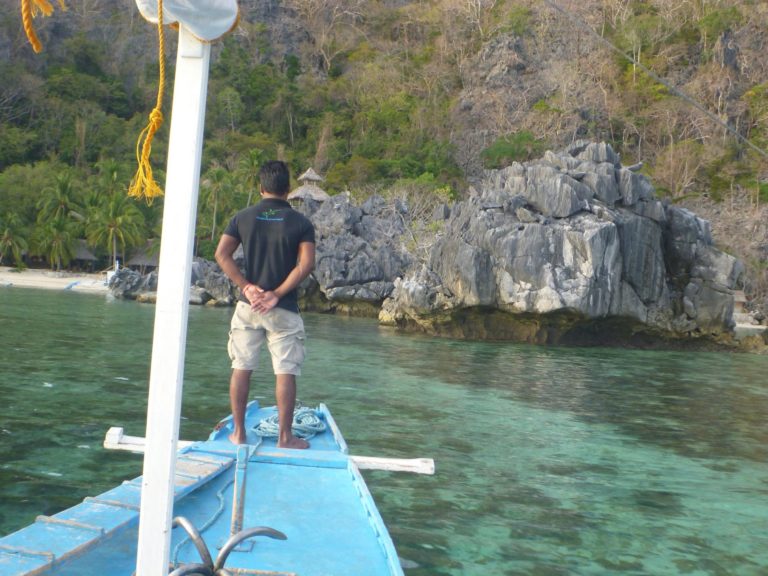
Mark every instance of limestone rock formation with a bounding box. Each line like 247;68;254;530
108;268;155;298
108;260;233;306
108;194;415;314
296;193;414;314
380;142;744;344
109;141;745;346
191;259;235;305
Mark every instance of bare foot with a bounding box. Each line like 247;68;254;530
229;432;247;445
277;436;310;450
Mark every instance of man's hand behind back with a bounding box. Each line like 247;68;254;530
250;289;278;314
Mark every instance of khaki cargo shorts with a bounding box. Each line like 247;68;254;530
228;301;306;375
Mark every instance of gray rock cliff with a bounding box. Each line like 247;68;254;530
379;142;744;344
109;193;414;314
109;141;744;345
296;194;414;314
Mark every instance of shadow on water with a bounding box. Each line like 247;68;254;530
376;330;768;464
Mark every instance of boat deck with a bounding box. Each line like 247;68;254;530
0;403;402;576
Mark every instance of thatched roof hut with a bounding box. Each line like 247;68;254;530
73;239;97;262
127;240;159;269
288;167;330;204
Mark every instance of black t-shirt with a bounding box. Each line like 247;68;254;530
223;198;315;313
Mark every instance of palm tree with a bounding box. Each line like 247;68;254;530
0;212;29;269
37;173;85;225
237;149;264;207
89;158;124;207
86;192;146;270
200;165;230;242
33;215;77;271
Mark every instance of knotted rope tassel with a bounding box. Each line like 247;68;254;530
21;0;66;53
128;0;167;204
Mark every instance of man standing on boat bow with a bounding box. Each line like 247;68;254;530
215;160;315;448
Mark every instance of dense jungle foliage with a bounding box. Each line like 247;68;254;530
0;0;766;307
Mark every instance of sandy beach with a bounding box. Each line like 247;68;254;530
0;266;109;294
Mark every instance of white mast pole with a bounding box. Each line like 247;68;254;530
135;25;211;576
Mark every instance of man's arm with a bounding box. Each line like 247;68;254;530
252;241;316;313
215;233;258;302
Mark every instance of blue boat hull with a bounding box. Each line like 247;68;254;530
0;403;403;575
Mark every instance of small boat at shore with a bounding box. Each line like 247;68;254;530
0;401;431;575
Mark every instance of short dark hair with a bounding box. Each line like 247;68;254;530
259;160;290;196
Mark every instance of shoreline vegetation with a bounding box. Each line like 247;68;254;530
0;266;108;294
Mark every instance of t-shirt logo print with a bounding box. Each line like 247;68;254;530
257;208;285;222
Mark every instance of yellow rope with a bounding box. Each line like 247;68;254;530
21;0;66;53
128;0;167;204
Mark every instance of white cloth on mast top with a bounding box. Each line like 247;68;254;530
136;0;239;42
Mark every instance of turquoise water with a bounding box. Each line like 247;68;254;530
1;287;767;575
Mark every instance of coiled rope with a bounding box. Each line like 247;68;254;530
128;0;167;203
253;406;327;440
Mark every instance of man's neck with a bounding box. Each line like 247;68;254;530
261;192;288;201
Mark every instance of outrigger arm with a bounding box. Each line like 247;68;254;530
105;427;436;475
